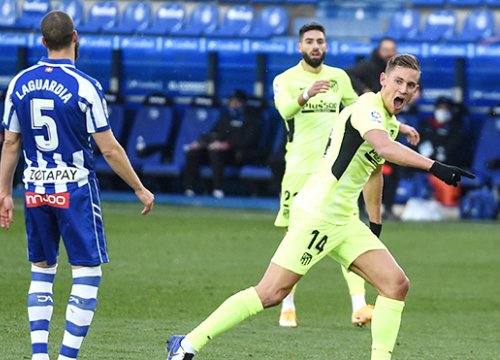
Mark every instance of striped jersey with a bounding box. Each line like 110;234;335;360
2;57;110;194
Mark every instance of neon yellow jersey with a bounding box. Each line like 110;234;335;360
273;61;358;174
293;92;400;224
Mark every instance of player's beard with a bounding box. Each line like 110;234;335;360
302;51;325;68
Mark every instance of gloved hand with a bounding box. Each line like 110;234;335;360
429;161;475;187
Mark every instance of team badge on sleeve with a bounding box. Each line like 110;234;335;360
370;110;383;124
273;82;280;96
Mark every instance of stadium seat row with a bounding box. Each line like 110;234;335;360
95;94;285;184
380;8;499;42
0;0;289;38
411;0;500;7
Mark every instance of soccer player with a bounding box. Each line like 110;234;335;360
273;22;418;327
0;11;154;360
165;54;474;360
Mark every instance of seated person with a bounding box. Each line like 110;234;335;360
418;96;466;206
184;90;261;198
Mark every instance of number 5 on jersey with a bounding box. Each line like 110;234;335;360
31;98;59;152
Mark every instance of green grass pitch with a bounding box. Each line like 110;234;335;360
1;202;498;359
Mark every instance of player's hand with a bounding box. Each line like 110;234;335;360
307;80;331;98
135;187;154;215
429;161;475;187
0;194;14;230
207;141;229;151
399;123;420;146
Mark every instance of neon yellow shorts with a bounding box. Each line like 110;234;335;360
274;172;311;227
271;208;387;275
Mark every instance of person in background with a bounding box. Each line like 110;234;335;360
346;37;397;95
183;90;261;199
418;96;466;206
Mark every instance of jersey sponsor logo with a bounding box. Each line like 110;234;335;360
370;110;383;124
44;67;53;73
365;149;383;166
25;191;70;208
15;79;73;104
300;252;313;266
27;167;80;183
301;101;338;113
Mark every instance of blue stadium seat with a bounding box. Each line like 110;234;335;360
142;3;186;35
408;9;457;42
411;0;446;6
286;0;318;4
252;0;284;4
239;112;285;181
124;100;174;172
463;113;500;187
57;0;84;27
449;9;495;42
77;1;119;34
142;97;221;177
484;0;500;6
380;9;420;41
0;0;17;29
14;0;51;31
170;4;218;37
448;0;483;6
209;5;254;37
245;6;289;38
104;1;152;35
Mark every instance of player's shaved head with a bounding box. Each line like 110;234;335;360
41;11;75;51
385;54;420;74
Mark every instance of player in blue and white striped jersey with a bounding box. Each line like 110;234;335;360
0;11;155;360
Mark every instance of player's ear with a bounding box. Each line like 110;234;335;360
297;41;302;52
380;72;387;88
72;30;78;43
41;37;48;49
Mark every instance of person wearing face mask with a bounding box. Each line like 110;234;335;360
183;90;261;198
418;96;466;205
418;96;465;166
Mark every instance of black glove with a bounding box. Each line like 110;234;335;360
429;161;475;187
369;222;382;238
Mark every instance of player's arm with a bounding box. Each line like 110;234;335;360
364;129;474;186
92;130;154;215
0;130;22;229
398;123;420;146
273;76;330;120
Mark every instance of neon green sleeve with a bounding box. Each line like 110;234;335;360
339;70;359;107
273;74;302;120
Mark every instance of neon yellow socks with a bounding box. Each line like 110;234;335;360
186;287;263;352
371;296;405;360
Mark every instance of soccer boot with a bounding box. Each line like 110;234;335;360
279;308;298;327
166;335;194;360
352;304;374;327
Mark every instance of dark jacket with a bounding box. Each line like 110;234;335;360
419;116;465;167
346;49;387;95
199;107;262;162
